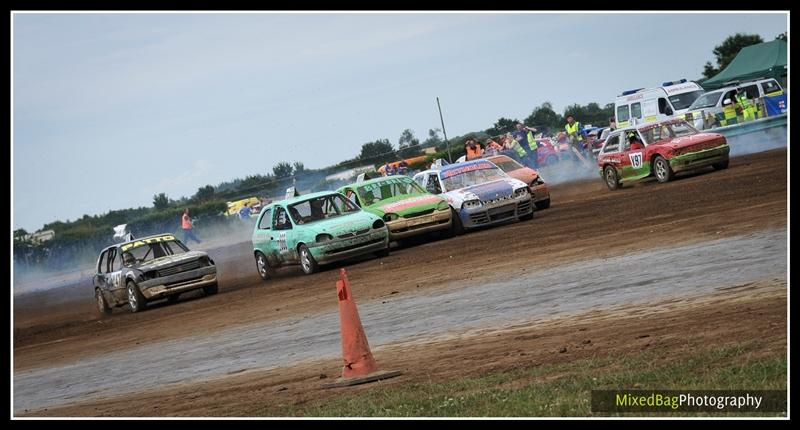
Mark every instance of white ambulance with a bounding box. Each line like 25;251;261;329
614;79;705;128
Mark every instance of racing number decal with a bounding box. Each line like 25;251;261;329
278;233;288;252
107;272;122;288
629;152;643;169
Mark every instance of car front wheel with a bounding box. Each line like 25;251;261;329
653;156;674;183
96;289;112;316
604;165;620;190
255;252;274;281
127;280;147;313
712;159;729;170
535;198;551;210
450;209;465;236
298;244;319;275
203;283;218;295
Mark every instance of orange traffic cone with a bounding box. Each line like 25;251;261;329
323;268;401;388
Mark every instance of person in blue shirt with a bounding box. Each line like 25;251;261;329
239;203;252;220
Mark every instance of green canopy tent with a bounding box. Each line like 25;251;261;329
701;39;787;90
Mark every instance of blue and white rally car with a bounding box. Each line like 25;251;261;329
412;159;534;234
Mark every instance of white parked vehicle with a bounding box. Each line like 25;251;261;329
614;79;705;128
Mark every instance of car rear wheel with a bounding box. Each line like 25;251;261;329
712;159;729;170
535;198;551;210
96;289;112;316
653;156;673;183
603;166;620;190
255;252;274;281
203;282;218;295
126;280;147;313
298;244;319;275
450;209;465;236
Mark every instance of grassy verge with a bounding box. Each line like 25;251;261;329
251;343;786;417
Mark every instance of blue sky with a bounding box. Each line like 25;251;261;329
12;12;787;232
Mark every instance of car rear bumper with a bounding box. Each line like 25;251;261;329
461;197;533;229
387;209;452;240
140;266;217;299
309;229;389;264
669;144;730;173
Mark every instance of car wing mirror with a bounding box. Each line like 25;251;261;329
722;99;732;106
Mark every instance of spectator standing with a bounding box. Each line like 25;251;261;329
181;209;202;244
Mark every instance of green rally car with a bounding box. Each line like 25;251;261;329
337;175;452;241
252;191;390;280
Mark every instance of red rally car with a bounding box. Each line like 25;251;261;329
486;154;551;210
597;119;730;190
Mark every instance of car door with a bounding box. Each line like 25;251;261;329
254;207;279;265
94;249;110;299
106;247;128;304
272;206;296;263
600;133;623;175
618;130;650;182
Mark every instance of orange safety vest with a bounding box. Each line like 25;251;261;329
182;214;192;230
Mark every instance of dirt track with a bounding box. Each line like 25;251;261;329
13;148;788;414
22;280;787;416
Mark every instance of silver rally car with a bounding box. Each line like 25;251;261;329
93;233;218;314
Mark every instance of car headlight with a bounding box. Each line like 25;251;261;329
514;187;529;198
463;199;481;209
383;213;399;222
436;201;450;211
143;270;158;281
372;219;386;229
315;233;333;243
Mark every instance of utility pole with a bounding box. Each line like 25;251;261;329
436;97;452;163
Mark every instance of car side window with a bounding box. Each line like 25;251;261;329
722;90;736;105
658;97;672;115
617;105;630;123
741;85;759;100
761;79;781;95
98;250;108;274
603;135;620;154
631;102;642;119
273;207;291;230
426;174;442;194
258;208;272;230
105;248;117;273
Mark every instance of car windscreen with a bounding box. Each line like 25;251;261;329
668;90;705;110
357;177;427;205
288;194;359;225
688;91;722;110
441;163;505;190
123;239;188;266
639;120;699;143
492;158;523;173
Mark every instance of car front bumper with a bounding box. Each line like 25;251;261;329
669;144;730;173
139;266;218;299
386;209;452;240
309;228;389;264
460;196;533;229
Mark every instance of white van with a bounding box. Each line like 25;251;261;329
614;79;705;128
686;78;784;114
686;78;783;130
